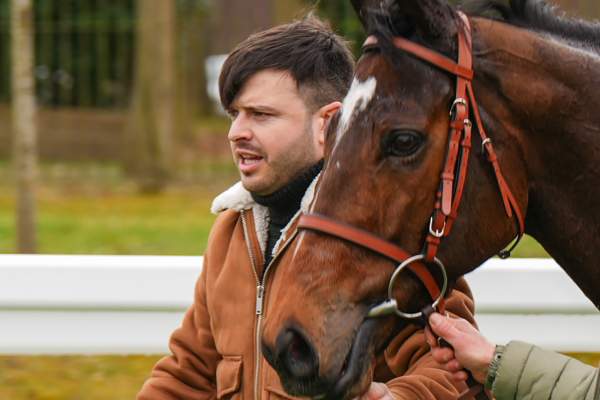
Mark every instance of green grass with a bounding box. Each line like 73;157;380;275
0;353;597;399
508;235;548;258
0;355;161;400
0;166;240;254
0;189;220;255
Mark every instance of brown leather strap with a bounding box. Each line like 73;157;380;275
298;214;442;302
445;15;474;236
391;36;474;80
466;81;525;236
423;13;473;261
390;13;525;253
446;121;473;236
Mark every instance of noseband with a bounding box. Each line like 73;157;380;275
297;13;525;320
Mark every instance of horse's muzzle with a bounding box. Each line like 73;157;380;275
262;325;329;396
262;318;379;399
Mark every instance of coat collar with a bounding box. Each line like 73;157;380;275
211;181;254;214
211;176;319;215
210;176;320;257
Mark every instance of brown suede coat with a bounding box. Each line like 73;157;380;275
137;182;476;399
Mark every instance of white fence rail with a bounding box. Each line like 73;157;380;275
0;255;598;355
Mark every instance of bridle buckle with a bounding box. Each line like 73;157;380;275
449;97;467;117
429;217;446;238
481;138;492;154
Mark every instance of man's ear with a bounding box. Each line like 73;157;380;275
316;101;342;146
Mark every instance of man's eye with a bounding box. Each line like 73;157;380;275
227;110;239;120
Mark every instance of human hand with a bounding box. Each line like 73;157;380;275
354;382;394;400
425;313;495;384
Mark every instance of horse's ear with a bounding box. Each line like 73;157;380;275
390;0;458;45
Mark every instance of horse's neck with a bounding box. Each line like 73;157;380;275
523;45;600;308
527;162;600;309
482;25;600;308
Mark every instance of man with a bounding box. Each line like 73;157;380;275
138;16;476;400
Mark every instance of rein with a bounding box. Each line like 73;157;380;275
297;12;525;399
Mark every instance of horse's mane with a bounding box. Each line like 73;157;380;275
462;0;600;52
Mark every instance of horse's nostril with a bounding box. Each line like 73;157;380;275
275;327;319;380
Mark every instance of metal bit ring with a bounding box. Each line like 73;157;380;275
386;254;448;319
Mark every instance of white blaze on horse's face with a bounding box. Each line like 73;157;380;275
334;76;377;152
293;78;378;262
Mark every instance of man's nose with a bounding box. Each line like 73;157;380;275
227;116;253;142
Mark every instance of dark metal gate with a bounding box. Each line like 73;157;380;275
0;0;135;108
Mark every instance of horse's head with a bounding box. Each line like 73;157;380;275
262;0;530;398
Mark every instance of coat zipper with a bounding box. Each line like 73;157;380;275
241;209;298;400
240;211;263;400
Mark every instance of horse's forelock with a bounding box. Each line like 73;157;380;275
360;1;461;68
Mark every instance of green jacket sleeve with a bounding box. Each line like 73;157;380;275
492;341;599;400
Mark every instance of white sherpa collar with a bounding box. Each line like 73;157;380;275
210;176;320;257
210;181;255;214
210;176;319;215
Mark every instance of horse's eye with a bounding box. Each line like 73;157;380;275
383;130;424;157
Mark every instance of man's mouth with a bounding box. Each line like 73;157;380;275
237;152;264;174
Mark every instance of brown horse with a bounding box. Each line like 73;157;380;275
262;0;600;398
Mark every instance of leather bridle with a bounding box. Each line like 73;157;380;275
297;12;524;400
297;13;525;326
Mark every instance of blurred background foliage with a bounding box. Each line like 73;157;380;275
1;0;596;255
0;0;599;398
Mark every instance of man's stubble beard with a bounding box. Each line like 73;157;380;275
246;121;319;196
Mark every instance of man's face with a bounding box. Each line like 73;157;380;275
227;69;323;195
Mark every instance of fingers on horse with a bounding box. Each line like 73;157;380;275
452;370;469;382
424;326;436;347
362;382;392;400
451;316;478;334
445;359;463;373
430;314;462;340
431;346;455;364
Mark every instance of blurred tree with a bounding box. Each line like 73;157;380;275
11;0;37;253
310;0;365;55
274;0;309;23
125;0;176;193
0;1;9;104
209;0;313;55
176;0;211;138
209;0;273;54
555;0;600;19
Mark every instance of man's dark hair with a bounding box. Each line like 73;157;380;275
219;15;355;113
